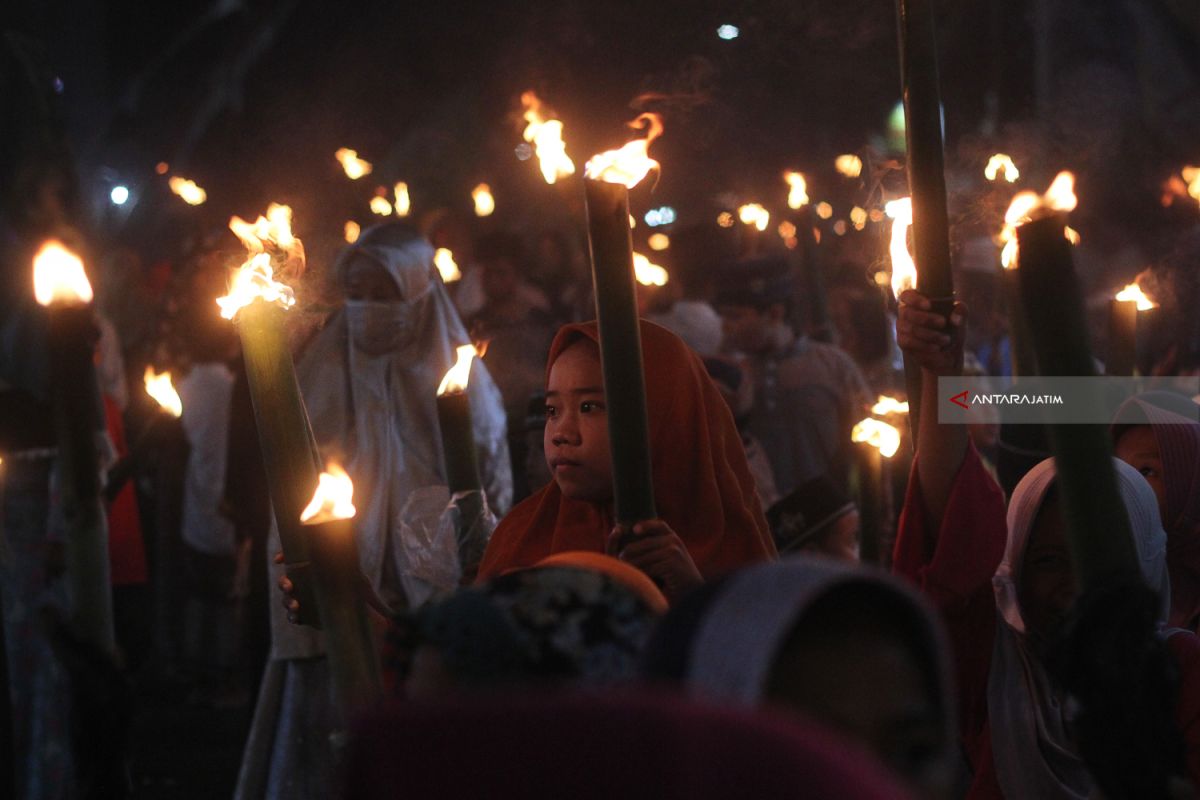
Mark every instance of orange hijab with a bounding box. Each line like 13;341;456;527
477;320;776;581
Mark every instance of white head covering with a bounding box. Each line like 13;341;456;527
988;457;1169;799
685;557;955;743
268;223;512;659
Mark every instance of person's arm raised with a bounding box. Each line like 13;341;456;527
896;289;969;535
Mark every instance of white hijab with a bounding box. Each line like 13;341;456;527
988;457;1169;799
268;225;512;659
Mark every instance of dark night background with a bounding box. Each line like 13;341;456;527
8;0;1200;287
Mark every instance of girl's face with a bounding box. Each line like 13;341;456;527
544;341;613;503
1115;426;1167;522
1018;492;1078;648
344;256;402;302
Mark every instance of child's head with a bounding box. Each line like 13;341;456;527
543;338;613;503
644;560;956;798
1000;458;1171;651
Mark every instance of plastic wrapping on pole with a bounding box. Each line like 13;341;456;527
437;392;487;584
1106;300;1137;377
236;299;321;627
48;305;115;653
584;179;657;525
1015;217;1139;590
304;517;382;713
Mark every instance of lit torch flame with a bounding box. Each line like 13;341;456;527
394;182;411;217
521;91;576;184
984;154;1020;183
438;344;477;396
584;113;663;188
871;395;910;416
344;221;361;244
852;417;901;458
850;206;868;231
997;171;1078;269
784;171;809;209
472;183;496;217
335;148;372;180
1115;282;1157;311
218;204;301;320
835;154;863;178
434;248;461;283
300;463;357;524
632;252;669;287
885;197;915;299
143;367;183;418
738;203;770;232
33;240;93;307
369;195;393;216
168;176;207;205
1181;167;1200;206
648;233;670;251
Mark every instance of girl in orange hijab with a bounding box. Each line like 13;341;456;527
476;320;776;600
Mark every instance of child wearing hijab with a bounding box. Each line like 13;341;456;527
1112;392;1200;630
641;558;959;798
895;289;1200;797
476;320;777;601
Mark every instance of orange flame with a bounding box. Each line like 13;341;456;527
335;148;372;180
835;154;863;178
885;197;915;299
738;203;770;232
344;221;361;244
850;206;868;231
1182;166;1200;205
216;254;296;320
219;204;301;320
33;240;93;307
984;154;1020;183
369;195;393;216
300;463;356;524
438;344;477;395
871;395;910;416
584;113;663;188
632;252;669;287
815;201;833;220
521;91;576;184
647;233;670;251
168;176;207;205
434;248;461;283
1115;282;1157;310
394;182;411;217
472;183;495;217
997;171;1078;269
229;203;297;255
784;171;809;209
852;417;900;458
143;367;183;417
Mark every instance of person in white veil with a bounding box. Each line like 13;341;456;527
236;221;512;799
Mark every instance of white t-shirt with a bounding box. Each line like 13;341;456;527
178;362;237;557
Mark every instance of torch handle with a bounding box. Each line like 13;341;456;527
436;392;482;494
1015;217;1139;590
584;179;657;525
896;0;955;301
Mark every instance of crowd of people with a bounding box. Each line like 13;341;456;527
5;30;1200;800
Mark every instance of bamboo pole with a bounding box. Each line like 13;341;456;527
583;179;657;525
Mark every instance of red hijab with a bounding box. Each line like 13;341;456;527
477;320;776;581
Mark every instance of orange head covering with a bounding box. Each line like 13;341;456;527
477;320;776;583
535;551;670;614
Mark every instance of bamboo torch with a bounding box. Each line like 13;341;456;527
1012;204;1139;589
299;465;381;712
582;113;663;525
436;345;489;581
1107;283;1156;377
851;415;901;564
217;204;321;625
33;240;115;653
885;197;927;443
